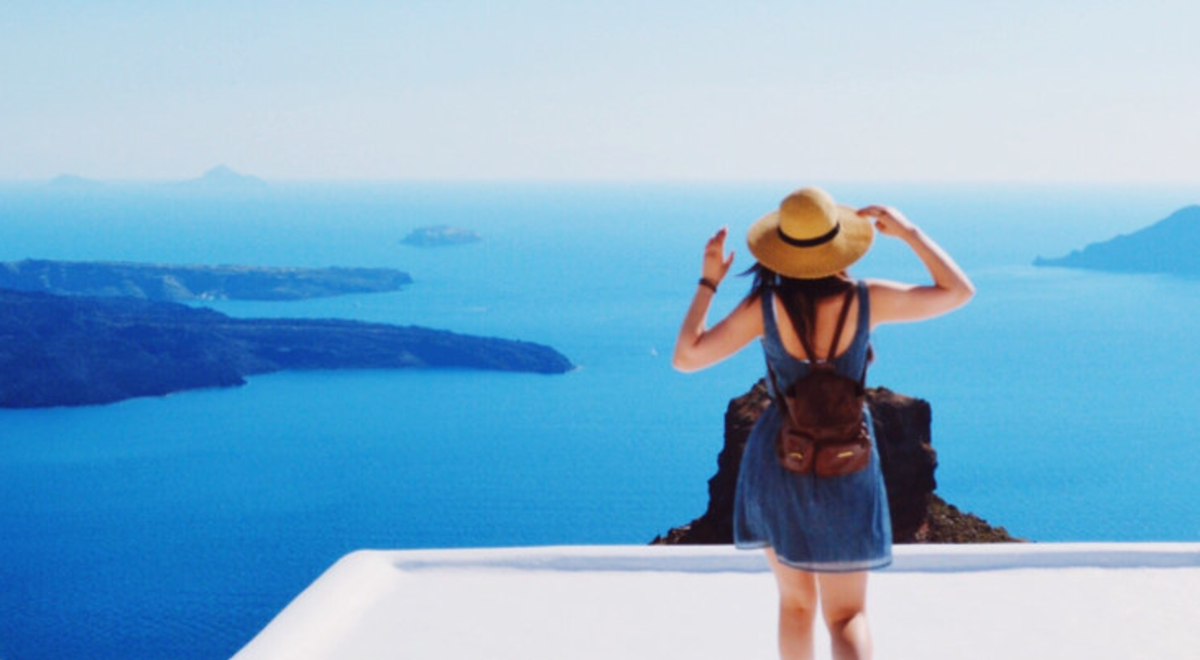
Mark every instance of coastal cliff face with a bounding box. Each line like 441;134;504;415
0;288;573;408
654;381;1017;545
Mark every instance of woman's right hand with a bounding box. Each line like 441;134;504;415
674;227;761;372
701;227;735;285
857;205;916;239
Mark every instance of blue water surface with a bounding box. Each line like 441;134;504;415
1;182;1199;659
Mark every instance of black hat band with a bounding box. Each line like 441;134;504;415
777;222;840;248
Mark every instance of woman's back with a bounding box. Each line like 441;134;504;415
771;287;864;363
761;282;871;397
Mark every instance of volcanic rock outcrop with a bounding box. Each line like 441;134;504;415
654;382;1017;545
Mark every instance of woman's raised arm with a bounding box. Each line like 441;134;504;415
857;205;975;326
672;228;763;372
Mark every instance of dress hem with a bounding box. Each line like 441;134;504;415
735;541;893;573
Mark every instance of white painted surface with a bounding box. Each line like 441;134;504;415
235;544;1200;660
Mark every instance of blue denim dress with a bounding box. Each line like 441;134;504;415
733;281;893;572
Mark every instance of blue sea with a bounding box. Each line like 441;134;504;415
2;181;1199;659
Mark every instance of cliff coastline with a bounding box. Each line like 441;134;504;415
1034;205;1200;275
0;287;573;408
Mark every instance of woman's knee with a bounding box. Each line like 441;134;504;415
822;605;867;631
816;571;869;627
779;588;818;618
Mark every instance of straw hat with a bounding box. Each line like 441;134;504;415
746;187;874;279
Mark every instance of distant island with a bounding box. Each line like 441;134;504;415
177;165;268;190
1034;205;1200;275
40;166;266;189
0;287;573;408
48;174;103;188
401;225;482;247
0;259;413;302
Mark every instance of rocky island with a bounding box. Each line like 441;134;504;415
1034;204;1200;275
0;288;573;408
0;259;413;302
47;173;103;188
176;165;269;190
401;225;482;247
654;382;1017;545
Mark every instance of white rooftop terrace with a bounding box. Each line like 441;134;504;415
234;543;1200;660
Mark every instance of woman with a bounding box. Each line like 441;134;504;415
672;187;974;660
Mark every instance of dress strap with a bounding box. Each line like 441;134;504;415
761;287;781;345
855;280;872;386
760;287;785;401
855;280;871;338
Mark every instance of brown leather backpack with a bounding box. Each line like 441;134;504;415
767;287;871;477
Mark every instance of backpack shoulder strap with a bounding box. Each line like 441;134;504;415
825;287;857;361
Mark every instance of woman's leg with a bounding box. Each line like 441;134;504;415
816;571;872;660
765;549;818;660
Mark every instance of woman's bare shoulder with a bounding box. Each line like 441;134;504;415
864;278;915;297
671;293;764;372
864;278;907;288
864;278;971;325
727;293;764;327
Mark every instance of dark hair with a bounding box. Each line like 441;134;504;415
743;262;854;350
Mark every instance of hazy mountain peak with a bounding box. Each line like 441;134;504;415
48;173;102;187
195;165;266;186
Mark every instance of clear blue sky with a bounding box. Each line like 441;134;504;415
2;0;1198;181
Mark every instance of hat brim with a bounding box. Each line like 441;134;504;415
746;205;874;279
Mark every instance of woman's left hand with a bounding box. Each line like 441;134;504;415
857;205;916;239
702;227;735;286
